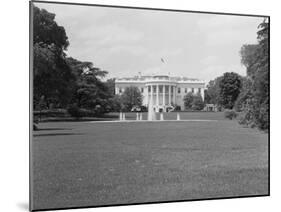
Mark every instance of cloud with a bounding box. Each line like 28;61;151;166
199;64;246;82
35;3;262;82
197;15;263;46
107;45;147;56
93;25;144;46
200;55;219;65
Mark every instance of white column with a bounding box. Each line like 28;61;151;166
201;88;204;102
156;84;159;107
173;86;176;104
150;85;153;105
168;85;171;105
145;86;148;105
163;85;166;105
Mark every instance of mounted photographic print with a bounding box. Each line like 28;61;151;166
30;1;269;211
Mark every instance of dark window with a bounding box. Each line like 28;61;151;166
159;85;163;93
119;88;122;93
153;86;156;93
192;88;194;93
178;88;181;93
165;85;169;93
148;86;151;92
185;88;187;93
198;88;201;93
141;87;144;93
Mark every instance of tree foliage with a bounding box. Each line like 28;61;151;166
184;92;204;111
33;6;112;117
105;78;116;97
66;57;111;114
191;94;204;111
218;72;242;109
239;20;269;130
121;87;143;111
33;6;75;108
33;7;69;51
183;92;194;110
234;77;252;111
204;76;223;105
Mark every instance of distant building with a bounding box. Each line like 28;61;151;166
204;104;218;112
115;74;205;112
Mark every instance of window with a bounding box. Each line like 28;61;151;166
178;87;181;94
192;88;194;93
141;87;144;93
185;88;187;93
198;88;201;93
148;86;151;92
119;88;122;94
153;85;156;93
165;85;169;93
159;85;163;93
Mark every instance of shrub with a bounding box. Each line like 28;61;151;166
191;95;204;111
175;105;181;111
33;124;38;131
67;104;83;119
33;109;68;117
140;105;148;112
224;109;238;120
183;92;194;110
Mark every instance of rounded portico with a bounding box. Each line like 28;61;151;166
144;75;177;112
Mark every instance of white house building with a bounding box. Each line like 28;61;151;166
115;74;205;112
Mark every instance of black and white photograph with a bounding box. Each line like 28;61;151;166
30;1;269;211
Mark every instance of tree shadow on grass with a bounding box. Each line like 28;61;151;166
36;127;72;131
33;133;83;137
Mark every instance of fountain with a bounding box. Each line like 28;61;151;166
160;112;164;121
147;103;156;121
176;112;180;121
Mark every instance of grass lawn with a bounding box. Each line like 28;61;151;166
31;112;268;210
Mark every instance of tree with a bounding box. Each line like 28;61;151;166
183;92;194;110
240;44;259;77
239;19;269;130
105;78;116;97
191;94;204;111
219;72;242;109
109;95;123;112
33;7;69;51
204;76;223;105
67;57;110;114
33;6;75;108
121;87;142;111
184;92;204;111
32;6;113;119
234;77;253;111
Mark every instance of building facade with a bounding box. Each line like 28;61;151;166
115;74;205;112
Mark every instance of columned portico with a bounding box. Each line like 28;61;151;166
146;83;176;112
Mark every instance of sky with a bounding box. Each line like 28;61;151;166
34;2;265;82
